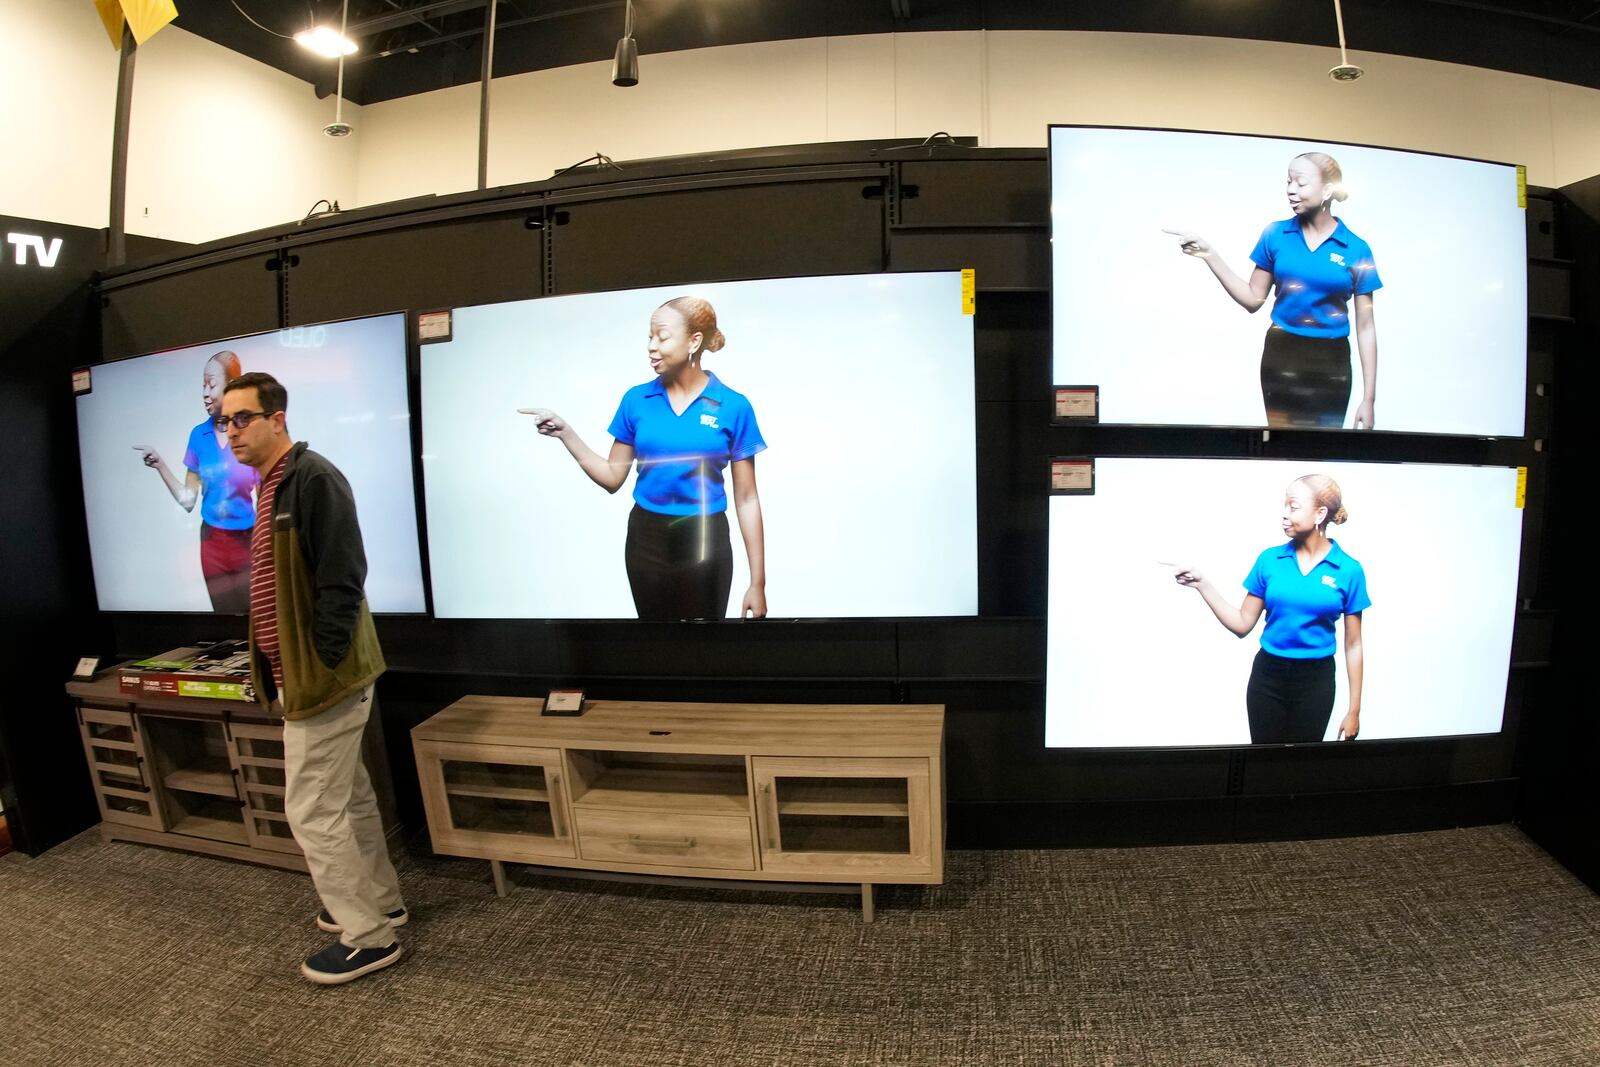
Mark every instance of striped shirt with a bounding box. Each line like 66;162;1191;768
249;453;290;690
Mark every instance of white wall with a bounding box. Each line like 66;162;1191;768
358;29;1600;210
355;33;992;207
5;1;1599;243
1;0;359;243
1;0;117;228
123;19;362;243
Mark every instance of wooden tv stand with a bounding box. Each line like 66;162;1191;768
411;698;945;921
66;671;400;873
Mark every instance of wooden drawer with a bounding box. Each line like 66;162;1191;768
574;809;755;871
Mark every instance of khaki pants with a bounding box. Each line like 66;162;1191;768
282;685;405;949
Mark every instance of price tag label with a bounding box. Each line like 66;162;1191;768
1051;459;1094;494
1516;165;1527;209
961;269;975;315
1516;466;1527;508
417;310;453;343
1055;387;1098;420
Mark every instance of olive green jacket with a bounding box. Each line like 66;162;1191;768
248;442;386;720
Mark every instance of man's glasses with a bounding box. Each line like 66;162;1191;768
214;410;277;432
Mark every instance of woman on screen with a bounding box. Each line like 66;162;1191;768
1174;475;1369;744
1166;152;1381;429
520;296;768;620
134;351;259;613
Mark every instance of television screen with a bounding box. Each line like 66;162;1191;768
1045;458;1523;747
76;313;426;614
421;272;977;619
1050;126;1527;436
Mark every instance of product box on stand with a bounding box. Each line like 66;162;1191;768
119;644;256;702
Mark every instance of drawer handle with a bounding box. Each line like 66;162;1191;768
628;835;695;849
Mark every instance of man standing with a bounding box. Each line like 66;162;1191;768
221;371;407;984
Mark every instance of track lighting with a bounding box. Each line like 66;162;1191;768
612;0;638;87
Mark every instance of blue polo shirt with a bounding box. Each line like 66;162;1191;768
183;419;258;530
607;372;766;516
1243;539;1371;659
1250;217;1382;339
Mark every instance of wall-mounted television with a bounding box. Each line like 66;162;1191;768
1050;125;1527;436
1045;457;1523;747
76;312;427;614
420;271;977;619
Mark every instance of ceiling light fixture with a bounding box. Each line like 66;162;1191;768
1328;0;1364;82
612;0;639;87
295;24;357;58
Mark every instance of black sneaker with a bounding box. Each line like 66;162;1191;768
316;906;409;934
300;940;403;985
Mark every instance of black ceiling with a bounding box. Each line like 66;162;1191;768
177;1;1600;105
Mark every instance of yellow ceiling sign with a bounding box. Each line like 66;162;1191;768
95;0;180;49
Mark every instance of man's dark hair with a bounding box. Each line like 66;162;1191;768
224;371;288;413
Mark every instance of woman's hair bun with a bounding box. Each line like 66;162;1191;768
1295;474;1348;530
661;296;725;354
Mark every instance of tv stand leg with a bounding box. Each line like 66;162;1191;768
490;859;509;897
861;882;875;924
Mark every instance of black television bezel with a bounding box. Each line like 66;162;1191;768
415;267;983;624
1040;451;1531;752
1045;122;1531;440
74;309;432;619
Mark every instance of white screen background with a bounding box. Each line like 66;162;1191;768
76;314;426;613
1051;127;1527;436
1045;458;1523;747
422;272;978;619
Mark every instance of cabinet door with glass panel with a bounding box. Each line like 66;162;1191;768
415;740;575;862
78;706;165;832
751;756;936;878
225;722;302;856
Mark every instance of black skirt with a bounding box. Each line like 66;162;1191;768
1260;326;1352;428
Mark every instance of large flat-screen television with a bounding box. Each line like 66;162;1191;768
1050;125;1527;436
1045;457;1524;747
76;312;427;614
421;271;977;619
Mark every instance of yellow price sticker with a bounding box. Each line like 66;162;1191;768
1516;466;1527;508
1516;165;1527;210
961;269;975;315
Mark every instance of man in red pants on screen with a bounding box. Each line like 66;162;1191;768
222;371;408;984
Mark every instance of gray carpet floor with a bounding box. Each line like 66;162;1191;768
1;823;1597;1066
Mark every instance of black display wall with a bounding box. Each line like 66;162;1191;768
1515;174;1600;893
83;146;1572;859
0;215;189;854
